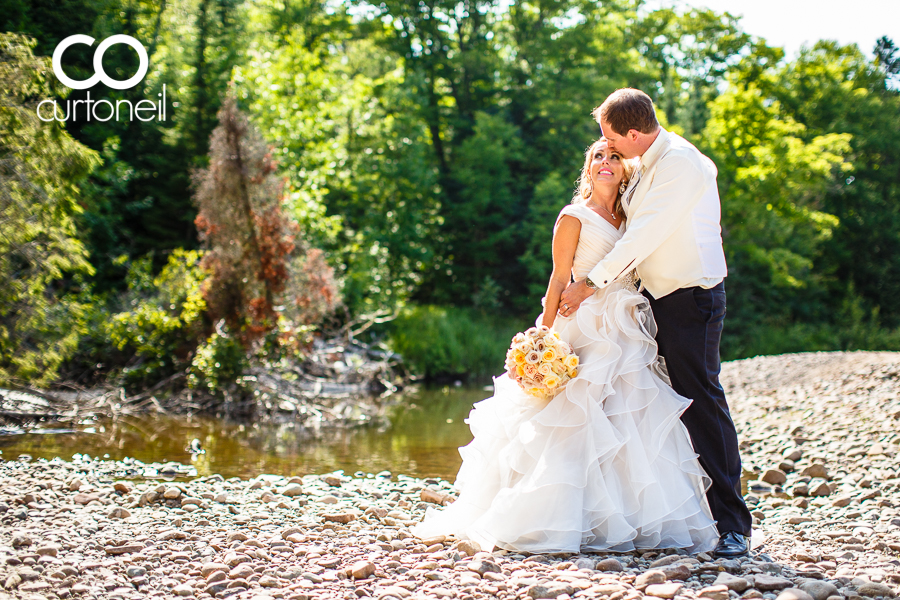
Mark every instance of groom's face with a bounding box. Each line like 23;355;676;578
599;118;640;159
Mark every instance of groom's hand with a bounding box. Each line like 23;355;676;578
558;280;594;317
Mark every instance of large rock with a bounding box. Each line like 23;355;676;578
229;564;254;580
279;484;304;497
322;512;356;524
420;489;449;505
527;584;575;599
468;560;501;576
649;555;683;568
595;558;624;572
646;583;684;599
777;590;815;600
200;563;228;578
801;464;830;480
699;586;731;600
761;469;788;485
755;575;794;591
800;581;839;600
857;583;895;598
809;479;832;497
661;564;692;581
350;561;376;579
715;573;751;593
456;540;480;557
636;571;667;589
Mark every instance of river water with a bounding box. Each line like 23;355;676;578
0;386;493;482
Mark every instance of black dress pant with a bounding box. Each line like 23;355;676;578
643;282;752;536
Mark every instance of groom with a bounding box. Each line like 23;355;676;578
559;88;752;557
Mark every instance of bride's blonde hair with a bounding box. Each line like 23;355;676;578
572;137;634;221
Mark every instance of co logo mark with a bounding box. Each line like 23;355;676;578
52;34;148;90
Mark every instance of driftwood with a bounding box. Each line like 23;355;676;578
0;332;409;431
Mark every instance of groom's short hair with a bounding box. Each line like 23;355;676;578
593;89;659;135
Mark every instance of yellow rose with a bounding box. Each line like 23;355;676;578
565;354;579;368
516;364;525;377
569;368;578;378
528;387;542;396
542;348;557;362
515;351;527;364
544;376;560;389
551;361;566;375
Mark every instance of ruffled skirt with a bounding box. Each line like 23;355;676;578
411;284;719;554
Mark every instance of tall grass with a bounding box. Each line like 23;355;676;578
387;305;525;379
722;294;900;360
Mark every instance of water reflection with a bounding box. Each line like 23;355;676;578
0;385;493;481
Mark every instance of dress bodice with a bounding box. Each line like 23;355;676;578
554;204;625;280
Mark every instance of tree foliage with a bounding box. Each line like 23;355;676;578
193;94;338;349
0;33;99;386
4;5;900;384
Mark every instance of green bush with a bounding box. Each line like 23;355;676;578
387;305;524;379
188;331;248;396
100;250;208;388
723;290;900;360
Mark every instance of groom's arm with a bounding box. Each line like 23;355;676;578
587;151;713;288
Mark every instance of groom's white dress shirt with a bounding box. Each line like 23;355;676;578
587;127;727;299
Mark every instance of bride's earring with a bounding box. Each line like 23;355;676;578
619;180;628;195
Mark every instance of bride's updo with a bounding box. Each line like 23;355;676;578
572;137;635;221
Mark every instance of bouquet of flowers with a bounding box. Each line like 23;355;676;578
505;325;579;400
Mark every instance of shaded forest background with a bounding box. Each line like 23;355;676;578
2;0;900;393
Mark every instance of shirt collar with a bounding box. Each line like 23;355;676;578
637;127;669;173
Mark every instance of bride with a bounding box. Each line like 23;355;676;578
410;138;720;554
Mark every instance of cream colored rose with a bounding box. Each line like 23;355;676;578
524;363;537;377
551;360;566;375
525;350;540;364
513;332;526;344
538;362;553;376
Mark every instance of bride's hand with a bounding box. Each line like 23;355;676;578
558;280;594;317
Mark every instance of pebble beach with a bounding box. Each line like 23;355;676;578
2;351;900;600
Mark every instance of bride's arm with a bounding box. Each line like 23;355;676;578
541;215;581;329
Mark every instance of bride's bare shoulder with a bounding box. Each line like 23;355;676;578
555;204;585;229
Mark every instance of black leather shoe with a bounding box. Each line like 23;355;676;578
713;531;749;558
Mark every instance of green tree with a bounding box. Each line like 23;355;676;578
701;69;852;357
0;33;100;385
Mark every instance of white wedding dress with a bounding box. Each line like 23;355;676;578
411;204;719;554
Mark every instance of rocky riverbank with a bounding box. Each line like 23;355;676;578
1;351;899;600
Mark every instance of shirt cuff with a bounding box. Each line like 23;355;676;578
587;263;616;289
